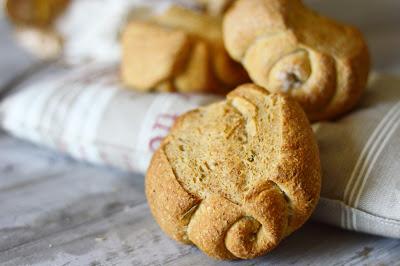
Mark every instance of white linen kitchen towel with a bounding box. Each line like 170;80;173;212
0;63;220;173
312;74;400;239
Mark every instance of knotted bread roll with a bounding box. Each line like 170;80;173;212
122;6;249;94
146;84;321;259
223;0;370;121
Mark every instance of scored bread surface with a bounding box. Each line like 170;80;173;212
146;84;321;259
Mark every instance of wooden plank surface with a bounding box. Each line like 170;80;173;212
1;0;400;265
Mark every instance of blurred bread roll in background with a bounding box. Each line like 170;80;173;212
122;6;249;93
223;0;370;121
5;0;70;27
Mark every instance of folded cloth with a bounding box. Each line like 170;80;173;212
312;74;400;238
0;63;220;172
0;64;399;239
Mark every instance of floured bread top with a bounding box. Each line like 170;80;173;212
164;86;283;204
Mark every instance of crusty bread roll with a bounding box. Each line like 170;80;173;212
223;0;370;121
122;6;249;94
146;83;321;259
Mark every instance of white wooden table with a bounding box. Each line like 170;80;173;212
1;1;400;265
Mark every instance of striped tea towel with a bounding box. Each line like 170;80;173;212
312;74;400;238
0;64;399;239
0;63;220;173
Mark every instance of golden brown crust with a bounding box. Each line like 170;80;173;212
145;148;201;243
146;84;321;259
122;6;249;94
121;21;191;92
223;0;370;121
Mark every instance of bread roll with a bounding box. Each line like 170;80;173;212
146;83;321;259
122;6;249;94
223;0;370;121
